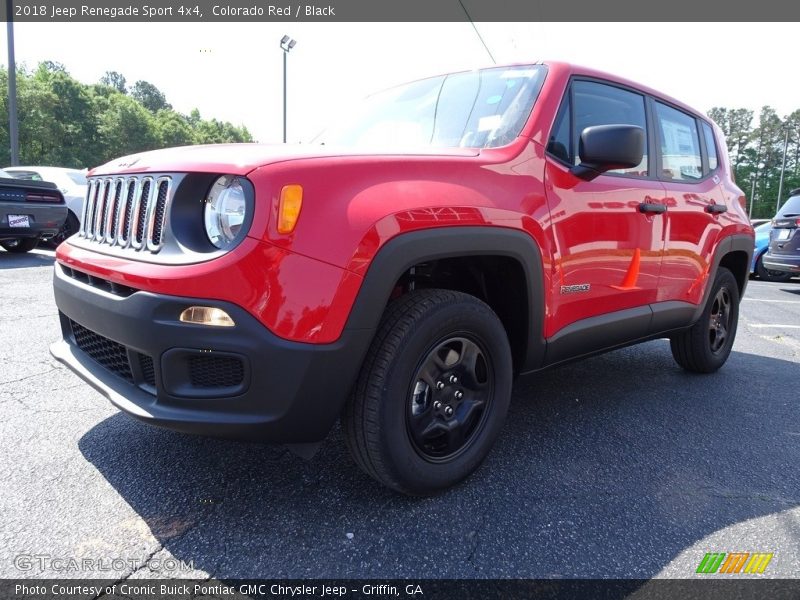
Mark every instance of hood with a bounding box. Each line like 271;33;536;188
89;143;482;177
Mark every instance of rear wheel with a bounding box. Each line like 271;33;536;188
0;238;39;253
343;289;512;496
46;211;80;248
670;267;740;373
755;254;792;282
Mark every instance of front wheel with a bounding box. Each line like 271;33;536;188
0;238;39;253
343;289;513;496
670;267;740;373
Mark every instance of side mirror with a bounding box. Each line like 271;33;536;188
571;124;645;181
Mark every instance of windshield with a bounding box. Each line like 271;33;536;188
66;171;87;186
316;65;547;149
777;195;800;217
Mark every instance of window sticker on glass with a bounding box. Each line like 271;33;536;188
478;115;503;131
500;69;538;78
661;120;695;156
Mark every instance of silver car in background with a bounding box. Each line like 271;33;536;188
4;166;87;247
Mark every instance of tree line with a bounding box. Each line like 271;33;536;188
1;61;797;219
0;61;253;170
708;106;800;218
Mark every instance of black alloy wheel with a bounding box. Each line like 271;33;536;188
406;336;493;462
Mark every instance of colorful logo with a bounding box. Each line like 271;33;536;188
696;552;773;574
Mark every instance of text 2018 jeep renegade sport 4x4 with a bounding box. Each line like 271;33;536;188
51;62;753;495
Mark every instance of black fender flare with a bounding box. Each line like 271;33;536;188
343;226;547;372
691;233;753;323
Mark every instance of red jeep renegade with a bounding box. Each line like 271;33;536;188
51;62;753;495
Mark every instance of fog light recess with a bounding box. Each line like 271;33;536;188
179;306;235;327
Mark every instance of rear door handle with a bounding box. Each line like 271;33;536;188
638;202;667;214
705;204;728;214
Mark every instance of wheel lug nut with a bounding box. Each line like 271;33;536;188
444;406;454;417
434;401;442;410
449;375;459;384
436;381;445;390
454;390;463;400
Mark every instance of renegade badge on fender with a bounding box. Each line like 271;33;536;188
51;62;753;495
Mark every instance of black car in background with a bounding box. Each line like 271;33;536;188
0;169;67;253
763;188;800;277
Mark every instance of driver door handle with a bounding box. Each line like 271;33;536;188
638;202;667;214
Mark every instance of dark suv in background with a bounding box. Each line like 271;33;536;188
763;188;800;277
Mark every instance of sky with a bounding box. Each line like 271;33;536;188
0;22;796;144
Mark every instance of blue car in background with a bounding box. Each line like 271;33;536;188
751;221;792;281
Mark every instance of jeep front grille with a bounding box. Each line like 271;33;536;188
79;176;172;253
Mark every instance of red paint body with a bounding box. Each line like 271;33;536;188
57;62;751;346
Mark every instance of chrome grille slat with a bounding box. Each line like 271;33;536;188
93;179;111;241
83;180;100;237
147;178;171;251
118;178;139;247
78;175;172;254
132;178;153;249
104;179;124;244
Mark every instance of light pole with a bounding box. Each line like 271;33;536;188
279;35;297;144
749;162;766;221
776;127;790;213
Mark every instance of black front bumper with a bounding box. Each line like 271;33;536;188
0;202;66;241
50;263;373;442
762;252;800;273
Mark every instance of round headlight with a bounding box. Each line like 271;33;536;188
204;176;247;249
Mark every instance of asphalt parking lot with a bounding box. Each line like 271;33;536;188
1;248;799;581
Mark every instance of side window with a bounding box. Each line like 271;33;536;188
547;81;649;177
655;102;702;181
701;121;719;172
571;81;649;176
547;96;571;164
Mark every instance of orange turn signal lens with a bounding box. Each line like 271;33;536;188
278;184;303;234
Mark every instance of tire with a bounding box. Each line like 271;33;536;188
46;211;80;249
755;254;792;282
343;289;513;496
0;238;39;253
670;267;740;373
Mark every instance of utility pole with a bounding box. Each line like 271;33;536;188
776;127;790;213
6;0;19;165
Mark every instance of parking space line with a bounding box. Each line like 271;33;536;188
748;324;800;329
742;299;800;304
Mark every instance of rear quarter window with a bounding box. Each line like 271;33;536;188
777;195;800;217
701;121;718;172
